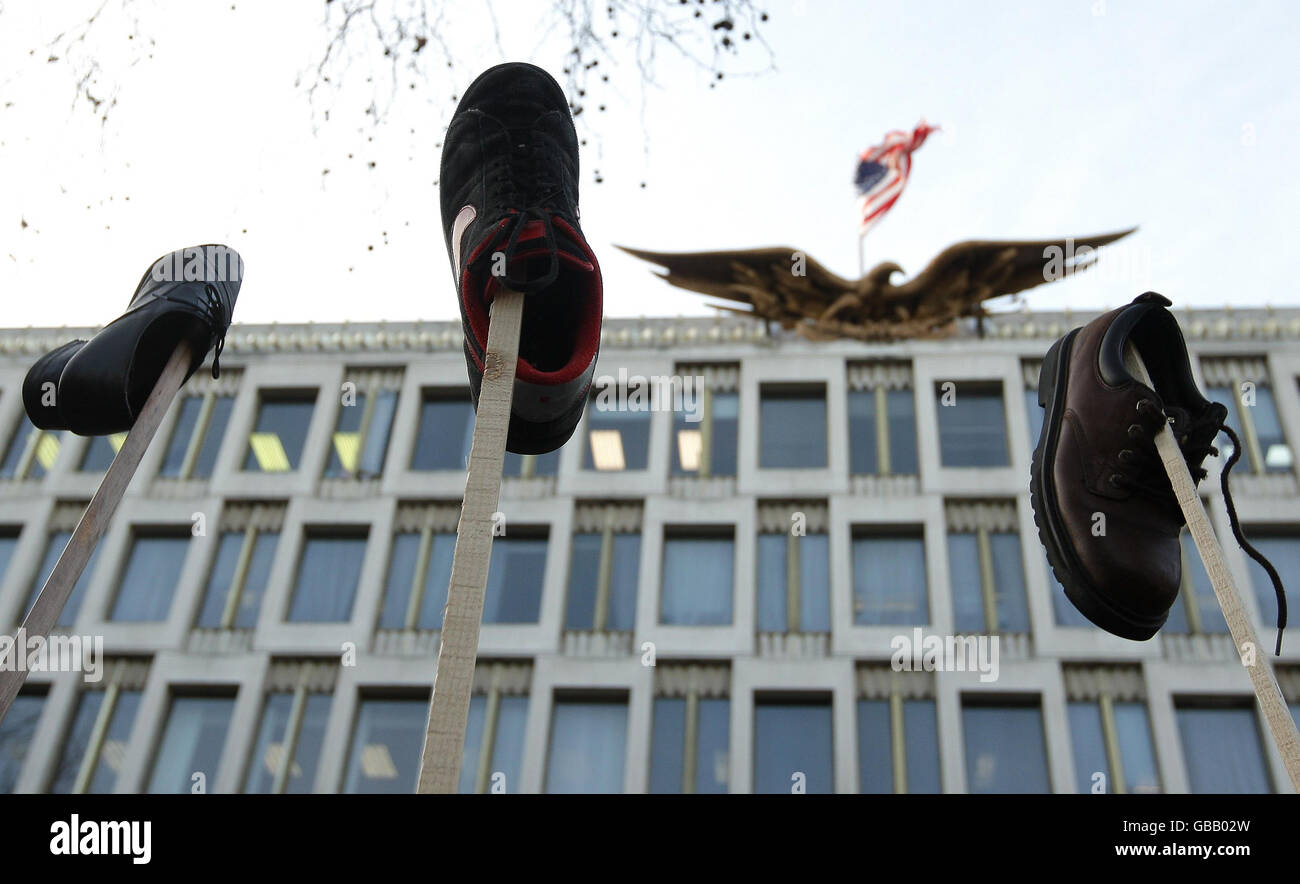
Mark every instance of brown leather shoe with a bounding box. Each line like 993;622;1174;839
1030;292;1227;640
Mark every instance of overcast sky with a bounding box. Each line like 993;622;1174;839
1;0;1297;329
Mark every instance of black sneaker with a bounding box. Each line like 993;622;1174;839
439;62;603;455
24;245;241;436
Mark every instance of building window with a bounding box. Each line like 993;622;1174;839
1023;361;1045;454
48;661;148;794
243;391;316;473
483;532;549;624
244;662;336;794
935;381;1010;468
565;504;641;632
852;530;928;625
760;385;827;469
196;517;280;630
962;698;1051;793
1;416;60;480
1063;666;1160;794
325;369;401;478
459;663;531;794
754;695;833;794
344;695;428;794
108;531;191;622
660;530;734;626
79;434;127;472
1176;702;1272;793
1201;358;1292;474
379;505;457;631
0;528;19;589
584;382;651;472
857;678;941;794
147;693;237;793
0;690;46;793
22;507;101;627
649;667;729;794
159;390;237;480
848;363;917;475
1163;530;1227;635
286;531;368;623
503;449;560;479
756;502;829;633
411;391;473;471
946;501;1030;634
545;694;628;793
1243;531;1298;629
671;364;739;478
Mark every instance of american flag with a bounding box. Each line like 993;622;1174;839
854;121;938;234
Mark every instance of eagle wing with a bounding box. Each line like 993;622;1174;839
614;245;854;325
882;228;1138;320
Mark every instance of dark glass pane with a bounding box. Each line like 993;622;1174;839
1068;701;1109;793
962;703;1050;793
1177;706;1271;794
696;698;729;794
857;699;892;794
1247;535;1298;631
756;534;787;632
159;396;203;477
760;389;827;468
546;700;627;793
110;535;190;622
947;533;984;632
848;391;878;475
649;697;686;793
607;534;640;631
287;535;367;622
379;533;420;629
799;534;830;632
411;397;473;471
483;536;547;624
904;699;941;793
990;532;1029;632
245;693;332;794
584;402;651;471
888;389;919;475
1115;702;1160;794
49;691;105;793
193;395;235;479
1253;386;1291;473
936;383;1009;467
197;532;243;628
852;534;928;625
564;533;601;630
0;693;46;793
661;536;733;625
147;696;235;793
710;392;739;477
344;697;427;793
754;701;833;794
1024;388;1044;454
243;396;315;472
80;435;122;472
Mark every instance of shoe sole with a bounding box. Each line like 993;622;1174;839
1029;328;1167;641
463;341;587;455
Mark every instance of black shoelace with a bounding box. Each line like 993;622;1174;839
484;123;568;293
1216;423;1288;655
1115;399;1288;654
158;283;231;378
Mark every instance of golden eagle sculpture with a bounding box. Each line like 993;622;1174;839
618;228;1136;341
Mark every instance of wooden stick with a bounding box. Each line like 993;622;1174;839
1125;343;1300;792
0;342;193;727
417;289;524;793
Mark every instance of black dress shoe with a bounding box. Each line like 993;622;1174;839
24;245;242;436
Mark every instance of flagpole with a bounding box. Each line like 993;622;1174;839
858;230;866;277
